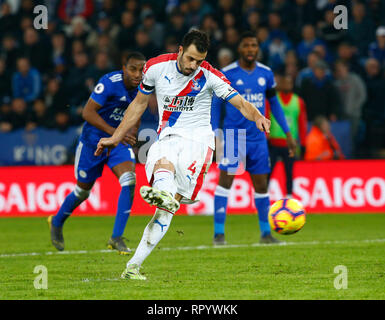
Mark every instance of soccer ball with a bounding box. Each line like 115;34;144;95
268;198;306;235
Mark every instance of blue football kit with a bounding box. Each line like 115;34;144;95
52;70;138;241
75;70;137;183
211;61;290;238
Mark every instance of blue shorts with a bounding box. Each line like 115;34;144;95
218;130;270;175
74;140;135;183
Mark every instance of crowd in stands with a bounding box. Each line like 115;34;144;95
0;0;384;159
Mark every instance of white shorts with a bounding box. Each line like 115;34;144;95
145;135;213;204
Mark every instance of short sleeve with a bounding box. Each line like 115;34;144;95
204;63;238;101
267;69;277;90
90;75;111;106
138;62;156;95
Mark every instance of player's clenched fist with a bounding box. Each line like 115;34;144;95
94;137;119;156
255;116;270;133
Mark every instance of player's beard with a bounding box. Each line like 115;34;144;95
179;58;195;76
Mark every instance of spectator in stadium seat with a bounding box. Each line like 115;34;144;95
57;0;94;24
318;9;347;54
182;0;213;28
87;11;120;50
165;9;188;44
100;0;121;23
347;2;375;56
361;58;385;158
296;24;325;64
265;30;293;71
223;12;238;30
12;57;42;103
215;0;241;29
287;0;317;43
244;10;260;34
65;16;91;45
93;33;119;68
368;26;385;68
54;109;71;132
334;59;367;152
267;0;293;26
29;99;54;129
22;27;51;73
304;115;345;161
64;51;90;112
132;27;157;60
296;51;330;88
0;2;18;37
299;59;341;121
139;10;165;50
200;14;221;63
44;77;68;110
86;51;113;90
0;58;12;101
14;0;35;22
0;97;12;132
221;27;240;58
164;36;179;53
1;34;20;70
116;11;137;51
336;41;365;77
8;98;32;131
217;47;234;69
51;31;70;76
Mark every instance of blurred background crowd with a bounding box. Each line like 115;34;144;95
0;0;385;161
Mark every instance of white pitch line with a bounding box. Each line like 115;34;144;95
1;238;385;259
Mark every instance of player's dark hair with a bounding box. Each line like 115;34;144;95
181;29;210;53
239;31;258;45
122;51;146;65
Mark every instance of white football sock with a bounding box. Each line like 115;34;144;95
152;168;177;197
127;207;174;268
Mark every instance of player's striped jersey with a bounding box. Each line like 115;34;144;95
212;61;276;141
81;70;138;146
139;53;238;149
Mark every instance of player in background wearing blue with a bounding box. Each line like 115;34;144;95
48;52;146;254
211;32;297;245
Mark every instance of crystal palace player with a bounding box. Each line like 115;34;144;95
95;30;270;280
48;52;146;254
211;31;297;245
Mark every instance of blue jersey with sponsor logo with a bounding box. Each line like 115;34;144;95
212;61;276;141
80;70;138;146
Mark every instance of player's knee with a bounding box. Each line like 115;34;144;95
74;185;91;201
254;184;268;194
218;172;233;189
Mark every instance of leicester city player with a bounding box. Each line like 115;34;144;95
48;52;146;254
211;32;297;245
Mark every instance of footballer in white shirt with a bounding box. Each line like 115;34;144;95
95;30;270;280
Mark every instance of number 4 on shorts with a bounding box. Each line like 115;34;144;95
188;161;197;175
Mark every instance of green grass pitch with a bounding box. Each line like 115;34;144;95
0;214;384;300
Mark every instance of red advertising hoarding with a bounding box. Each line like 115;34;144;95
0;160;384;217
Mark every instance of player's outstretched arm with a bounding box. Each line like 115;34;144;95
94;91;150;156
228;94;270;133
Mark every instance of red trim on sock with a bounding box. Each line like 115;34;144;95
156;207;174;215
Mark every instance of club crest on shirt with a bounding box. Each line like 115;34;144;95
191;78;201;91
258;77;266;86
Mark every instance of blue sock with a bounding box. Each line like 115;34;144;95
112;185;132;238
254;193;271;237
52;191;85;227
214;186;230;236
